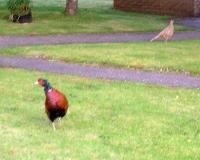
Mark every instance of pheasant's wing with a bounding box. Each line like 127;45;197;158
150;27;166;41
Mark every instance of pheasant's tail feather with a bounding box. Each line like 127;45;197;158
150;37;155;42
150;34;160;42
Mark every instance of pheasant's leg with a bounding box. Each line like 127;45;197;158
52;122;56;131
164;38;168;44
57;117;62;127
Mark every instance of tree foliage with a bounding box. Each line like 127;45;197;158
7;0;31;16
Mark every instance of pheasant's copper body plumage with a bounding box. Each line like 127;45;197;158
151;20;174;42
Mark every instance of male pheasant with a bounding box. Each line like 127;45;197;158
35;79;69;131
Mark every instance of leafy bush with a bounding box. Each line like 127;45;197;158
7;0;31;16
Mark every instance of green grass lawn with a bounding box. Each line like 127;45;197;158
0;0;188;35
1;40;200;75
0;68;200;159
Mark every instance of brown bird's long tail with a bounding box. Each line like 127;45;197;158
150;33;160;42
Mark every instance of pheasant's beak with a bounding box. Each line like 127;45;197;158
35;81;39;85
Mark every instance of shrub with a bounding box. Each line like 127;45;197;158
7;0;31;16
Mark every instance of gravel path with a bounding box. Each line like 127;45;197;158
0;31;200;48
177;18;200;30
0;30;200;88
1;56;200;89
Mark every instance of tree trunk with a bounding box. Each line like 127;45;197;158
65;0;78;16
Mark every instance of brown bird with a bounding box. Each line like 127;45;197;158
35;79;69;131
150;20;174;42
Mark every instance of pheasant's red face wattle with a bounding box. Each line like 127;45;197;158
36;79;46;87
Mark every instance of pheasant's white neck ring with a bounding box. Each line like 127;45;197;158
44;81;53;93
